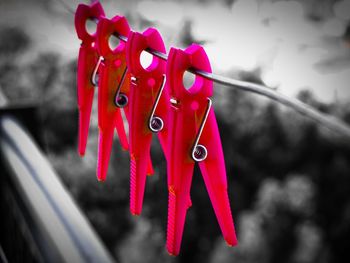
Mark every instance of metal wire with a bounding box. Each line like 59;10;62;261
116;35;350;140
57;0;350;140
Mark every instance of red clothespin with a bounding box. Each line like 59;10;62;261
74;1;104;156
126;28;169;215
94;16;135;181
166;44;238;255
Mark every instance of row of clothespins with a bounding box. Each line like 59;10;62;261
75;1;237;256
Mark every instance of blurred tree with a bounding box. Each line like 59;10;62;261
0;27;30;56
0;26;32;101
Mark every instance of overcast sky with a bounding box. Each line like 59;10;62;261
0;0;349;103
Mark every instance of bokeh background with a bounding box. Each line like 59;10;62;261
1;0;350;262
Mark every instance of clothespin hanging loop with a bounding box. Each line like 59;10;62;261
148;74;166;133
191;97;212;162
91;56;104;86
114;66;129;108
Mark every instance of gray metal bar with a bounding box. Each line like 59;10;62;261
0;115;115;263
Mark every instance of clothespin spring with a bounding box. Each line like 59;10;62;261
114;67;129;108
148;75;166;133
91;56;104;86
191;98;212;162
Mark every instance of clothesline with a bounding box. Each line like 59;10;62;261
57;0;350;140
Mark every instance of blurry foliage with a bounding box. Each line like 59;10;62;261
0;27;34;102
1;20;350;263
0;27;30;55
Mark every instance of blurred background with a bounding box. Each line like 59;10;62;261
1;0;350;262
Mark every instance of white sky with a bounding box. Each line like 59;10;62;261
0;0;349;103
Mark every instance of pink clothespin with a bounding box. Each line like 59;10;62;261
95;16;131;181
74;1;104;156
126;28;169;215
166;44;238;255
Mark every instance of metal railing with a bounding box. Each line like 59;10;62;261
0;110;115;263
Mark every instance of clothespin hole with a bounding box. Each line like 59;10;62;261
85;19;97;35
183;71;196;91
147;78;156;87
140;50;153;69
190;101;199;111
109;34;121;51
114;59;122;68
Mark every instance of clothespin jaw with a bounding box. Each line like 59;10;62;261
75;1;105;156
126;28;169;215
75;1;104;43
166;44;237;255
95;16;131;182
127;28;166;76
96;16;130;60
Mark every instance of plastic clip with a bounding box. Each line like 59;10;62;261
95;16;131;181
126;28;169;215
165;44;238;255
74;1;105;156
